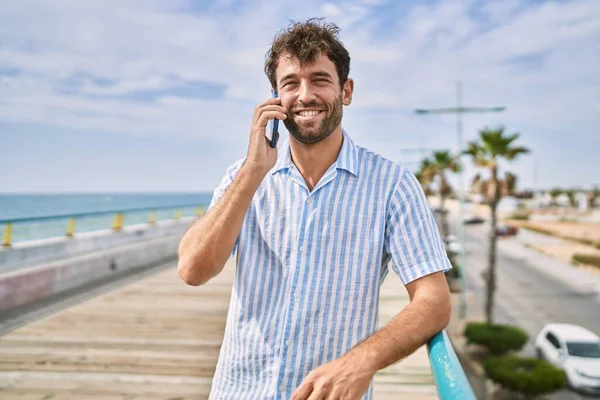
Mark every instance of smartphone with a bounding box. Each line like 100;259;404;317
266;89;279;148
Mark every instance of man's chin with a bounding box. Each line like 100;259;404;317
291;130;330;145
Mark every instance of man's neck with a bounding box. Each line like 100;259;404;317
289;127;344;192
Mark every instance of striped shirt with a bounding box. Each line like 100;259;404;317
208;130;451;400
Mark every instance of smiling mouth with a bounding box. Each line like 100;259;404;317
294;110;324;119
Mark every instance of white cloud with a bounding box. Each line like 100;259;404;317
322;3;342;18
1;0;599;189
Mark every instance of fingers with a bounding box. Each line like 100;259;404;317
261;97;282;106
255;104;287;118
252;103;287;129
252;97;283;119
306;390;327;400
256;110;287;129
291;380;314;400
253;97;286;123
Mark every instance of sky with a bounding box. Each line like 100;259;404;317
1;0;599;193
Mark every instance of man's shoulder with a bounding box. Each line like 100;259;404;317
211;158;247;193
354;143;408;182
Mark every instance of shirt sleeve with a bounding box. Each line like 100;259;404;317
206;159;245;259
383;169;452;285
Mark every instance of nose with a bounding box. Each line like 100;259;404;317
297;80;316;104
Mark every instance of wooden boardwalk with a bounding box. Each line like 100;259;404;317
0;258;438;399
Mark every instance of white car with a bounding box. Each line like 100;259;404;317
535;323;600;394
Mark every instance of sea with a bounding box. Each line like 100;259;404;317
0;193;213;244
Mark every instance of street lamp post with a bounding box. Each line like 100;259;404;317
415;81;506;319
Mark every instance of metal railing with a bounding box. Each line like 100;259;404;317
426;330;476;400
1;203;206;247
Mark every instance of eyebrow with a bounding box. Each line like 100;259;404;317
279;71;334;84
312;71;333;79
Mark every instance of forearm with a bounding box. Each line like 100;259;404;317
349;289;450;373
177;163;266;285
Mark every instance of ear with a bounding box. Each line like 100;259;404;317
342;78;354;106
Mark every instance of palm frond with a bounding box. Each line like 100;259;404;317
505;146;530;160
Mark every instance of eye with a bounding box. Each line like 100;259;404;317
283;81;298;88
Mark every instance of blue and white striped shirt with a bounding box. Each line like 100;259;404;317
208;130;451;400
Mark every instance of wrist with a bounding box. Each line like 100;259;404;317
345;346;380;376
242;160;271;176
238;162;269;190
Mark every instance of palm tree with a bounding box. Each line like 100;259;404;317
503;172;517;197
472;172;518;200
463;126;530;323
564;189;577;208
549;188;563;207
470;173;483;193
424;151;461;237
589;186;600;209
415;158;435;197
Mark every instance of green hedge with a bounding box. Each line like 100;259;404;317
508;211;530;220
485;356;566;397
464;322;528;354
572;253;600;267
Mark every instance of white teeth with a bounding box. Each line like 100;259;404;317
298;110;321;117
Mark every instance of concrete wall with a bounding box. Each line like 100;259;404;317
0;217;195;275
0;233;183;313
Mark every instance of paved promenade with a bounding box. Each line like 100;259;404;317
0;258;437;399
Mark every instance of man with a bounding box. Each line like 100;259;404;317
178;18;452;400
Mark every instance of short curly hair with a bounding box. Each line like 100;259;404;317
264;18;351;90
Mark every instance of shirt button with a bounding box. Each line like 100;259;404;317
285;340;291;346
299;246;304;252
280;385;285;392
294;292;299;298
307;197;313;204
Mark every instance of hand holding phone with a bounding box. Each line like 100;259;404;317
265;90;279;148
245;92;285;174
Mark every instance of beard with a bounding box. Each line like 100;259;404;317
283;95;343;145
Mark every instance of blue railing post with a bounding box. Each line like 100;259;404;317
426;330;476;400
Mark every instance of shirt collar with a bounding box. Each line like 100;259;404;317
271;139;293;174
271;129;359;177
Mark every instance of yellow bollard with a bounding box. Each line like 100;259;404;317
196;206;205;217
174;209;182;220
148;211;157;225
66;217;76;237
2;222;12;247
112;213;124;231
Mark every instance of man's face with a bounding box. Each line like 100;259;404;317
275;53;353;145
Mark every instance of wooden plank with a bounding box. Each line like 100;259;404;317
375;272;438;399
0;371;212;398
0;257;437;399
0;263;233;399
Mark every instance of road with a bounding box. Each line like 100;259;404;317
449;216;600;399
